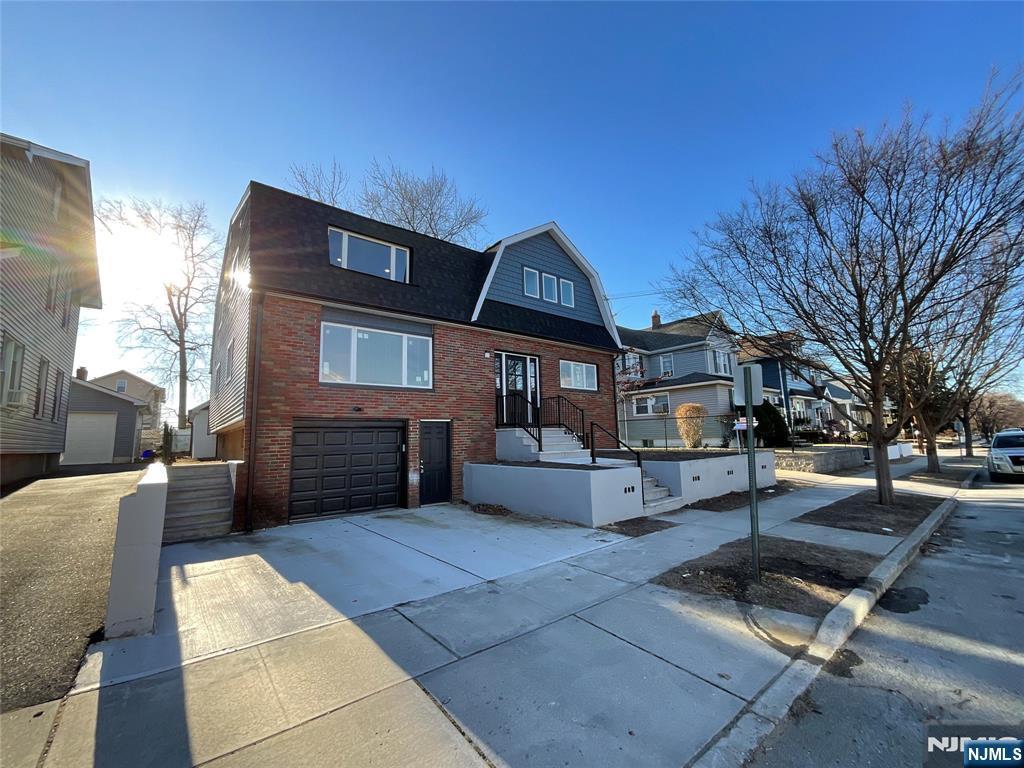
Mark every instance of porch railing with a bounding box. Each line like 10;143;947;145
590;421;644;504
495;392;543;451
540;395;587;448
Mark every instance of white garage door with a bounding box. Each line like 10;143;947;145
63;412;118;465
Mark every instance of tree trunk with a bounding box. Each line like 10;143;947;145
872;434;896;505
870;403;896;505
962;407;974;458
177;335;188;429
917;419;941;473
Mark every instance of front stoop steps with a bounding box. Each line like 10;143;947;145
163;463;234;544
498;427;687;517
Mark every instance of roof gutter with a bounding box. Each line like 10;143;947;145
244;291;266;534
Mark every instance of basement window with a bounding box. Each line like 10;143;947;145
329;228;409;283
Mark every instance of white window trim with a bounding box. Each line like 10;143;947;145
659;353;673;377
632;393;669;416
523;267;540;298
328;227;410;283
559;278;575;307
115;378;128;393
541;273;558;303
559;360;598;391
213;363;221;396
1;336;26;407
225;340;235;382
320;321;433;389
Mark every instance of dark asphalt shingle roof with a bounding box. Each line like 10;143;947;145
637;371;732;390
617;326;704;351
246;182;616;349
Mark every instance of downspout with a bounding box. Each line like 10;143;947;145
244;291;266;534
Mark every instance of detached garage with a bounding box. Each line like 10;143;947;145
63;378;146;465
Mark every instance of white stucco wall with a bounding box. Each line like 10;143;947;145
463;462;644;527
642;451;776;506
105;463;168;639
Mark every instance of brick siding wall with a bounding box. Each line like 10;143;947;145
238;294;619;530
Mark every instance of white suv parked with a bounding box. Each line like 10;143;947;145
988;429;1024;482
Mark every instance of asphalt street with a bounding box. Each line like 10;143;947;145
748;472;1024;768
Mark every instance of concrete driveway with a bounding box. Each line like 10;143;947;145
74;503;627;690
0;467;143;712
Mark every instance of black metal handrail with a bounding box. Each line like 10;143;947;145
589;421;644;504
496;392;543;451
540;395;587;448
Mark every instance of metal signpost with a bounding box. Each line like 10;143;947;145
734;364;764;584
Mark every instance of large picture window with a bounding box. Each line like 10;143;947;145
559;360;597;391
321;322;432;388
328;228;410;283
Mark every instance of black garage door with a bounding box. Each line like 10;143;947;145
290;420;405;520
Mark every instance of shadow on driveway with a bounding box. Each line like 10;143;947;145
0;468;143;712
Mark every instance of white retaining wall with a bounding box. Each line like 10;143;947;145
105;463;168;639
463;462;644;527
642;451;777;506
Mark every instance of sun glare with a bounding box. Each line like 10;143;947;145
97;221;185;308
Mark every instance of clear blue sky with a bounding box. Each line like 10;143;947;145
3;2;1022;406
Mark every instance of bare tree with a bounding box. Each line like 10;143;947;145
288;157;487;246
97;198;221;428
289;158;350;207
665;76;1024;505
359;158;487;246
975;391;1024;439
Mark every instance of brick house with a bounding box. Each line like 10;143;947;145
209;182;624;531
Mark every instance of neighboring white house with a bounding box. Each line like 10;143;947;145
187;401;217;459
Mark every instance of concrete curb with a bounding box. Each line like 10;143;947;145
692;469;978;768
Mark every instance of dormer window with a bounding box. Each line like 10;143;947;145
328;228;409;283
559;279;575;307
523;267;539;298
541;273;558;303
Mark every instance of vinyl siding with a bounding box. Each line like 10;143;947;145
1;142;94;458
67;382;140;460
619;384;734;446
486;233;603;324
0;248;80;455
645;347;708;378
209;197;251;432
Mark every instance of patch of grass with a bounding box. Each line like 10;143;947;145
794;490;942;537
653;535;882;618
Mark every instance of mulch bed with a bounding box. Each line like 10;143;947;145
683;479;814;512
471;503;513;516
794;490;942;537
600;517;679;537
653;535;882;618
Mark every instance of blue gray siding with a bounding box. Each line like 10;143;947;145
209;196;251;433
68;381;141;461
486;233;602;324
644;347;708;378
619;384;734;447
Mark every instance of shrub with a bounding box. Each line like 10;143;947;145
674;402;708;448
752;403;790;448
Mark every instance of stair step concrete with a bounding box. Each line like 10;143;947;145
642;495;688;515
162;521;233;545
536;449;593;461
165;500;233;518
164;509;233;530
644;486;670;501
167;477;233;493
167;485;232;502
167;464;230;478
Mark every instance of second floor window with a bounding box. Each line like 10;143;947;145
659;354;674;377
321;321;432;389
618;352;642;379
523;267;539;298
329;228;410;283
541;273;558;303
51;370;65;421
116;378;128;393
226;340;235;382
712;349;732;375
34;360;50;418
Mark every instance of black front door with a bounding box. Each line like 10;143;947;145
419;421;451;504
504;354;528;399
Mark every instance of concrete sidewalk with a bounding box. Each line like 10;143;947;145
21;459;971;768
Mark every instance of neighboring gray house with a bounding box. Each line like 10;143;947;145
64;375;145;464
0;133;101;483
616;311;781;447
